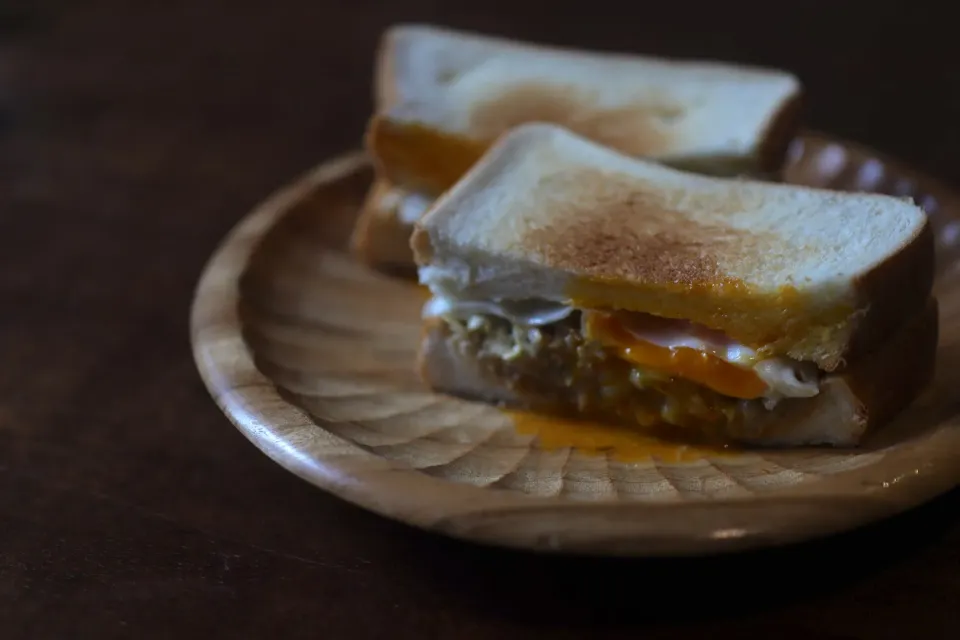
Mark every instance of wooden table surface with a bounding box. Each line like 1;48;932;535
3;1;960;637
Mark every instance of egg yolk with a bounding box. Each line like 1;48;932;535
583;311;768;400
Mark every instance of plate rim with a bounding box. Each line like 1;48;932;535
190;133;960;557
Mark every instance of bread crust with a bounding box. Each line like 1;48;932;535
416;298;938;447
838;216;935;369
758;93;804;174
349;179;419;277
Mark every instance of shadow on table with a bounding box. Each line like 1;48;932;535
386;485;960;627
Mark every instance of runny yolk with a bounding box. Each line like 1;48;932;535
506;410;735;463
583;311;768;400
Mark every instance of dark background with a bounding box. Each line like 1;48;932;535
2;1;959;638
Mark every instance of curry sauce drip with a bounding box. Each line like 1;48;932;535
506;409;736;463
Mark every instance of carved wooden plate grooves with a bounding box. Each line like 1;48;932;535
191;133;960;556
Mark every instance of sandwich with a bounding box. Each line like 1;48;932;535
351;23;804;274
410;123;937;447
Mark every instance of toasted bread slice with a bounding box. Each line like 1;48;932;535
368;23;802;196
411;124;934;370
349;179;426;274
417;297;938;447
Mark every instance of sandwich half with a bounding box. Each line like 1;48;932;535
351;23;803;273
410;124;937;447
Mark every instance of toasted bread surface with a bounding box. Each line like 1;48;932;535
412;124;934;368
370;23;802;189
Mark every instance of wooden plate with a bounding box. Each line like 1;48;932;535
191;133;960;556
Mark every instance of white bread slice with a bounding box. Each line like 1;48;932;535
411;124;934;370
417;298;938;447
349;179;426;274
369;23;803;195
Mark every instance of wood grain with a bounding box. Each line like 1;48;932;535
191;133;960;555
8;2;960;638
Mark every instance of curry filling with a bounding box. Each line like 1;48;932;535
444;311;820;437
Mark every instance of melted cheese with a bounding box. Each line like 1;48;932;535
423;295;821;401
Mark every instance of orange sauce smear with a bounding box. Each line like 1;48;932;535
505;409;738;463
